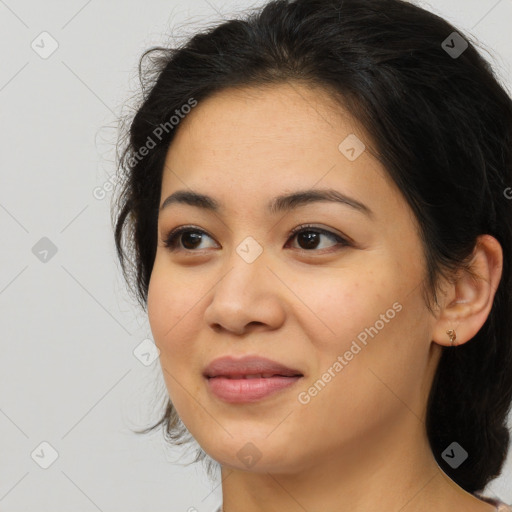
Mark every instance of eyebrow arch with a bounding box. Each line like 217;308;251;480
159;188;373;218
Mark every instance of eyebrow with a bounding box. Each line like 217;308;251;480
159;188;373;218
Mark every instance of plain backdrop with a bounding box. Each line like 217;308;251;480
1;0;511;511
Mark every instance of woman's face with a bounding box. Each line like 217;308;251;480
147;83;442;473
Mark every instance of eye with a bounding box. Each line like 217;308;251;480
162;226;217;251
162;224;351;253
286;224;351;252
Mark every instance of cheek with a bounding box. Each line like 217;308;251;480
147;265;203;407
147;264;198;357
294;269;395;351
147;269;172;345
322;283;429;404
292;284;428;447
295;262;427;386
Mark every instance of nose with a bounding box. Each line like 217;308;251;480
203;249;286;336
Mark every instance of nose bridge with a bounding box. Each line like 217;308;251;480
220;234;267;298
203;235;283;333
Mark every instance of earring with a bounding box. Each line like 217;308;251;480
447;329;457;347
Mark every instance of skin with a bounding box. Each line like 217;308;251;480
147;82;503;512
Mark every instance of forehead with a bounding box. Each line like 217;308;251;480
169;82;362;154
159;83;403;223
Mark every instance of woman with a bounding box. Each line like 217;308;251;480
112;0;512;510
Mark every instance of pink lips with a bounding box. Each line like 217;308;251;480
203;355;303;403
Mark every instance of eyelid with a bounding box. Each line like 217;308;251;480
287;223;354;245
162;225;217;250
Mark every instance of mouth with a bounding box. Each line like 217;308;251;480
206;373;303;379
202;355;304;403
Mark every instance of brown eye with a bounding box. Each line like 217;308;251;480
163;227;217;251
286;225;350;252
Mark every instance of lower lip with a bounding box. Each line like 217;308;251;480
205;375;302;403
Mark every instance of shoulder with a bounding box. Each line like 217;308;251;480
473;492;512;511
474;493;512;512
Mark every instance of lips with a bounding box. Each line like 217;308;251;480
217;373;288;379
203;355;304;403
203;355;303;379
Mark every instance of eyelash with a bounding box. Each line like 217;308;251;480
162;224;351;254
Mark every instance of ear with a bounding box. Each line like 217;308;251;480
432;234;503;347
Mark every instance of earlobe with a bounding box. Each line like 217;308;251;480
446;329;457;347
432;234;503;348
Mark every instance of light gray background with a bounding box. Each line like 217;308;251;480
1;0;511;511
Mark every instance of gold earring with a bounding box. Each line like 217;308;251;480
447;329;457;346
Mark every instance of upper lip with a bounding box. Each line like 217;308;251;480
203;355;303;378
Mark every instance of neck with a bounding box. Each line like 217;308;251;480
218;414;489;512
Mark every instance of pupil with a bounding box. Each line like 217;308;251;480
183;232;202;249
299;231;319;249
